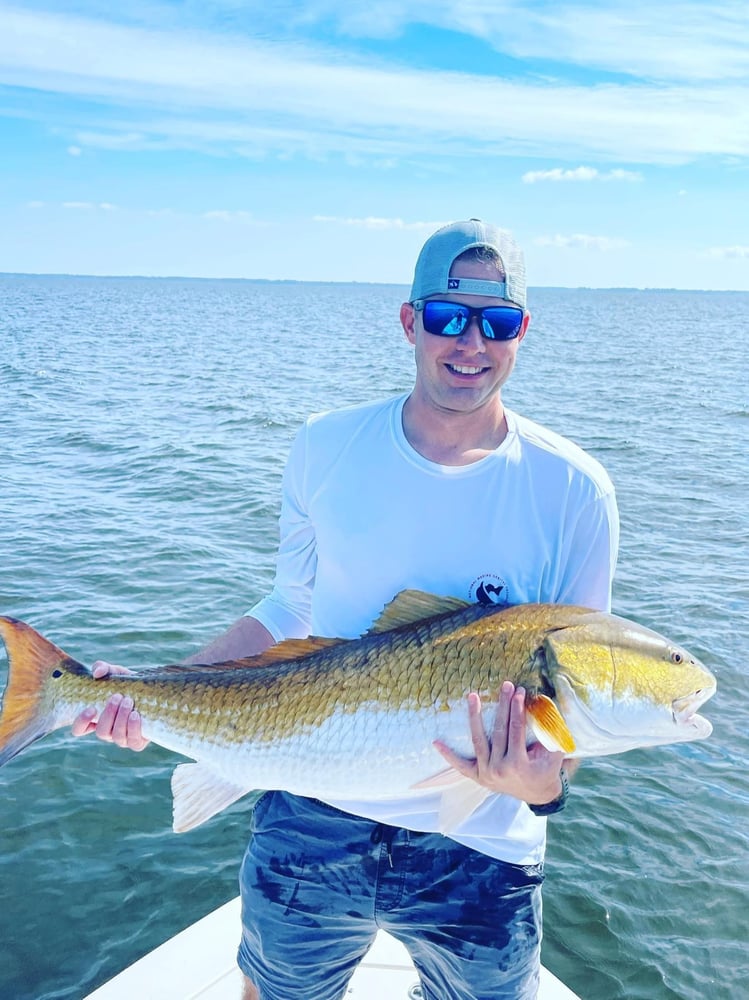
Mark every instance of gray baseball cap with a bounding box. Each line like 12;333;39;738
409;219;526;308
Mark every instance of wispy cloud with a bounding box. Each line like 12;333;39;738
534;234;630;251
294;0;749;83
313;216;443;230
202;210;256;222
706;245;749;259
62;201;117;210
26;200;266;221
1;5;748;166
522;166;643;183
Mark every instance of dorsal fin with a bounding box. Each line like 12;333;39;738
181;636;345;673
367;590;470;634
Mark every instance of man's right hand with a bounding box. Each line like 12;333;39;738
71;662;149;751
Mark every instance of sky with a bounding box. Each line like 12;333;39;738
1;0;749;289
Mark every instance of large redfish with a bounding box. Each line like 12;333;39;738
0;591;715;833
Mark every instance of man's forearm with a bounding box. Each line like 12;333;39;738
183;615;276;665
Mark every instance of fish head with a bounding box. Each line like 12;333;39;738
542;610;716;757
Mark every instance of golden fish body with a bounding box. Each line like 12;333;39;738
0;591;715;832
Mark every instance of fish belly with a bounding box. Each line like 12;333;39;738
143;702;480;801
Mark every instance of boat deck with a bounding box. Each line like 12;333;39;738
84;896;580;999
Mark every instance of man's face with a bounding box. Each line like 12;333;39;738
401;257;530;417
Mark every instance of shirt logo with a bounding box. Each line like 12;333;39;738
470;574;509;606
448;278;460;289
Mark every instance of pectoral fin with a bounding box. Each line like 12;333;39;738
171;762;253;833
410;767;491;832
411;766;466;790
525;693;576;754
437;779;492;834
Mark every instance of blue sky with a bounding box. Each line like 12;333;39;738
2;0;748;288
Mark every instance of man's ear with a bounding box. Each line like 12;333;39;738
400;302;417;345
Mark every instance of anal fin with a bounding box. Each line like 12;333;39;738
171;762;253;833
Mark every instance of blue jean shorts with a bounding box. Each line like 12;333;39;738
237;791;544;1000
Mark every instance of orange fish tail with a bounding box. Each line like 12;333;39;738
0;617;78;765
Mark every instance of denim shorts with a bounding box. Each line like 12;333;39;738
237;791;544;1000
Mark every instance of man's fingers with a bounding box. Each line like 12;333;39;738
433;740;478;780
71;706;98;737
93;693;123;740
487;681;515;761
98;694;148;750
505;685;530;761
91;661;132;678
467;692;492;760
110;696;135;746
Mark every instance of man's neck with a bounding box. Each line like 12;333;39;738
401;393;509;466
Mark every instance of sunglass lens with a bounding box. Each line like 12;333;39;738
422;302;469;336
482;308;523;340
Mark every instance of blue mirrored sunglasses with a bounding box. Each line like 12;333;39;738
412;299;524;341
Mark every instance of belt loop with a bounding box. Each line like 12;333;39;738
370;823;395;866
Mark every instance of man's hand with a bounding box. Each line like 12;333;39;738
70;662;149;752
433;681;566;806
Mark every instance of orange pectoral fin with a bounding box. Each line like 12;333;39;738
525;693;576;754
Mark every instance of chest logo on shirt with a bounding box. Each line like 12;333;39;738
470;574;509;606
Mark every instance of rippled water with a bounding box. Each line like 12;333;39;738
1;276;747;999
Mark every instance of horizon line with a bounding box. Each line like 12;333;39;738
1;271;747;294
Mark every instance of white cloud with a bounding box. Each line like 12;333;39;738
313;216;443;230
61;201;117;210
522;166;643;183
74;130;151;150
202;210;256;222
295;0;749;83
0;5;748;167
706;245;749;259
534;234;630;251
67;144;82;156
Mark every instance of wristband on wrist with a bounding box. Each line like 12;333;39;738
528;767;569;817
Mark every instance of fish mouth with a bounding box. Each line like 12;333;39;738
672;684;716;735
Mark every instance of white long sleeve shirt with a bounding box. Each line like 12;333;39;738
249;394;619;863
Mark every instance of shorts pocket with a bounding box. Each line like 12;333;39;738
250;790;275;833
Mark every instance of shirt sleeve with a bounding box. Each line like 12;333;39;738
556;488;620;611
245;423;316;641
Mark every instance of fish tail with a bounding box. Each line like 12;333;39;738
0;616;78;765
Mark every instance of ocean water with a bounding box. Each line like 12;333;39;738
1;274;747;1000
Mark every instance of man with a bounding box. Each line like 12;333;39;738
74;219;619;999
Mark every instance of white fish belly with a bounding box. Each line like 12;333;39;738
145;702;483;800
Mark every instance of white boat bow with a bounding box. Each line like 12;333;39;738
84;896;580;999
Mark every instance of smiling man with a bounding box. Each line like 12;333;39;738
400;221;531;465
74;219;619;1000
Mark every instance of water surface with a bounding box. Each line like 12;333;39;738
1;276;747;999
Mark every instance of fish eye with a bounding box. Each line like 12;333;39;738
670;650;683;664
52;669;63;678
